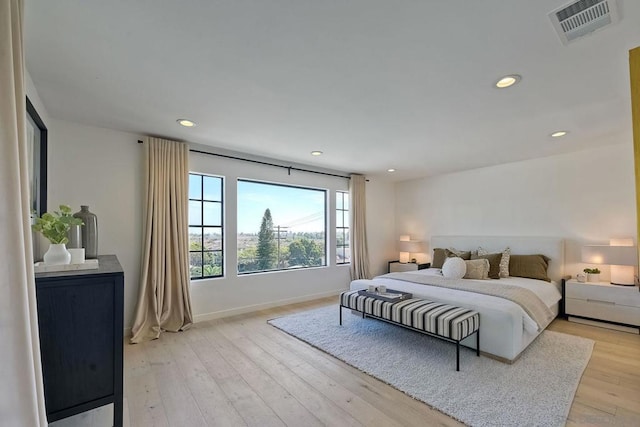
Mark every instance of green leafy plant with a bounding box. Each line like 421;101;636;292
583;267;601;274
32;205;83;244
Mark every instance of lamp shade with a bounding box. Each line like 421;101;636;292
581;245;637;266
398;240;424;253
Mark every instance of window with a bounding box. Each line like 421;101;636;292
336;191;350;264
189;173;223;279
237;179;326;274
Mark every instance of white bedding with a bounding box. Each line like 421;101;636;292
350;268;562;361
366;269;561;334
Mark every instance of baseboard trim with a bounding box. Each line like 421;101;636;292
193;289;345;323
122;289;344;337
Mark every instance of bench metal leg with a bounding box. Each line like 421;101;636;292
339;305;342;325
456;341;460;371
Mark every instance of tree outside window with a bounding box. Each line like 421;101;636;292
237;180;326;274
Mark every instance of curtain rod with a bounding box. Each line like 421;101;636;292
138;139;352;180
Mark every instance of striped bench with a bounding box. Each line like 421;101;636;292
340;290;480;371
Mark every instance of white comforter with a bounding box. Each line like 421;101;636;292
352;268;562;335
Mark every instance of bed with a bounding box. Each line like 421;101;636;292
350;236;565;362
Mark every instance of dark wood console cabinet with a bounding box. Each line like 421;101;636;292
35;255;123;426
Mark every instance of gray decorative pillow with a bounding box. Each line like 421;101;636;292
478;246;511;278
446;247;471;260
464;259;490;280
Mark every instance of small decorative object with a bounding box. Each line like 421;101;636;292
583;268;601;282
32;205;84;265
379;285;387;293
66;224;82;249
576;272;587;283
68;248;85;264
368;284;375;292
44;244;71;265
73;205;98;259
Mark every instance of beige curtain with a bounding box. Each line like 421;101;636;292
349;174;371;279
0;0;47;424
131;137;193;343
631;46;640;268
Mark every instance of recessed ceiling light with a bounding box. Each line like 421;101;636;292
495;74;521;89
310;151;323;156
177;119;196;127
387;168;396;173
551;130;568;138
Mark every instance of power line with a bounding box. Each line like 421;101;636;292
282;212;324;228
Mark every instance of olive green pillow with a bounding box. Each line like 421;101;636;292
509;254;551;282
470;252;502;279
433;247;472;268
432;248;447;269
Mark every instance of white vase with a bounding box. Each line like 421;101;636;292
43;243;71;265
587;273;600;283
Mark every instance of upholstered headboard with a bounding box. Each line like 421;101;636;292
430;236;565;283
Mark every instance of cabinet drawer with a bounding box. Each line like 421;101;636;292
390;263;418;272
566;283;640;307
566;298;640;326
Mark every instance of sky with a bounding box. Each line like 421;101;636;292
237;180;326;233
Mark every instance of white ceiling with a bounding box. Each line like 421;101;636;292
24;0;640;181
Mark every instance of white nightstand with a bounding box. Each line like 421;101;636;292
388;261;430;273
564;279;640;333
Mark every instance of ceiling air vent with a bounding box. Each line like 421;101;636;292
549;0;620;45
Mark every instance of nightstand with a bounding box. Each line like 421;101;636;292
388;261;430;273
564;279;640;333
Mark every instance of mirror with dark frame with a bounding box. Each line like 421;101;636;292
26;96;47;217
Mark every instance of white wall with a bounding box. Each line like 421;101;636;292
25;71;50;126
47;120;396;328
395;143;637;279
47;120;143;329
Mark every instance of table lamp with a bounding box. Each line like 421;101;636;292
398;238;424;264
581;240;638;286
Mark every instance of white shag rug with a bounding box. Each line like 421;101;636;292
268;305;594;427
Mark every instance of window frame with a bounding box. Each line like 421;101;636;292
26;96;47;217
237;178;328;275
336;190;350;265
188;173;224;280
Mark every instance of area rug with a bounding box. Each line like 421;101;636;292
268;305;594;427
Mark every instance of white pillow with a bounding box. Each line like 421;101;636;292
478;246;511;278
442;257;466;279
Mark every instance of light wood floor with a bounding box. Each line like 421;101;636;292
53;296;640;426
547;318;640;426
